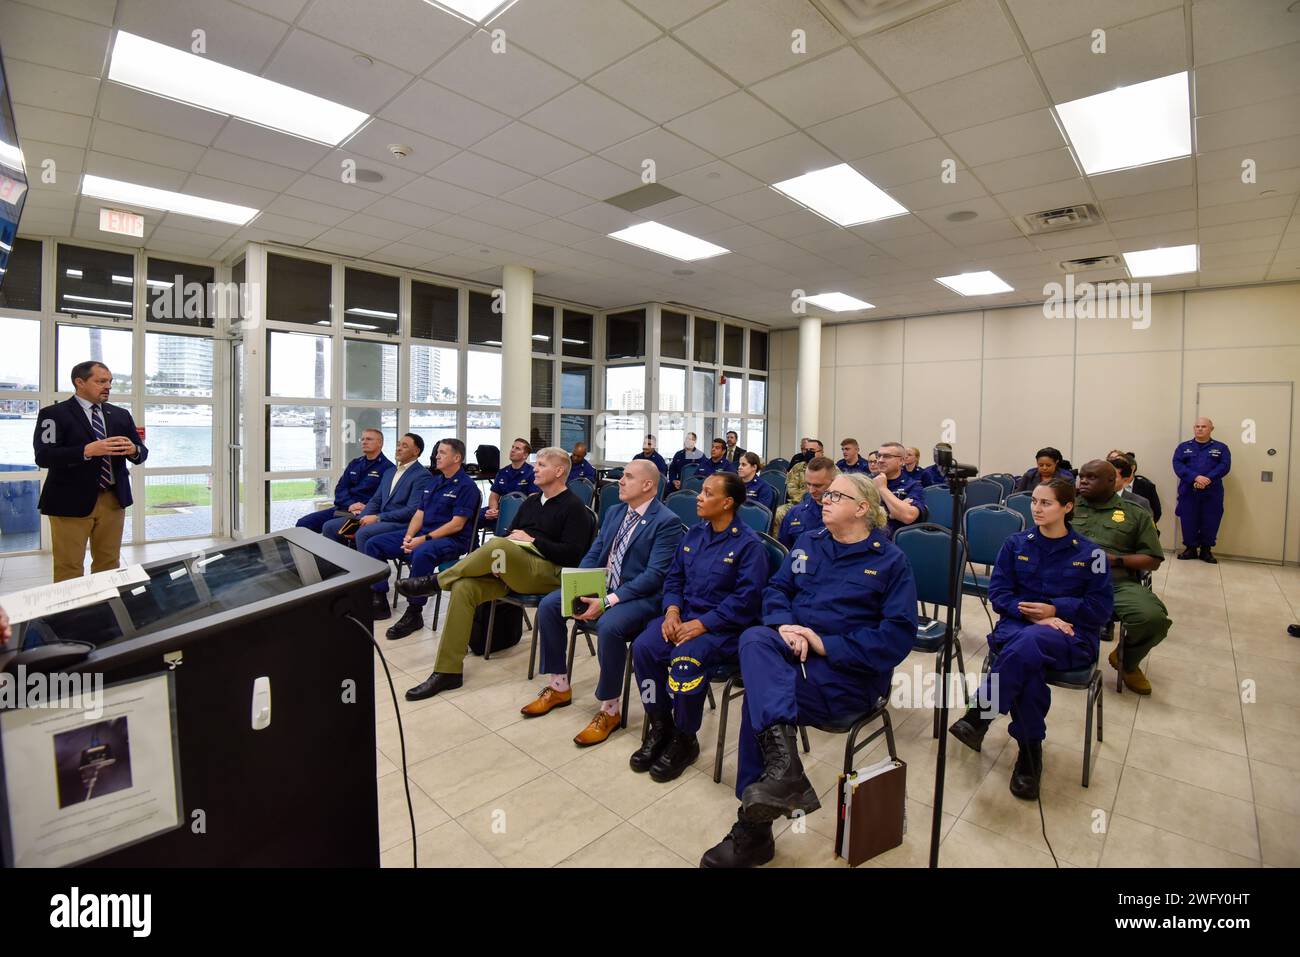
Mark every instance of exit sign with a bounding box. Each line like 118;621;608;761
100;207;144;237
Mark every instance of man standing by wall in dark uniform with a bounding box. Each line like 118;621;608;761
1173;418;1230;563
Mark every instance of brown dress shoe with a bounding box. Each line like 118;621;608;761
1108;648;1152;694
573;711;621;747
520;686;572;717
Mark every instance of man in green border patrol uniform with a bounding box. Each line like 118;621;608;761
1072;459;1171;695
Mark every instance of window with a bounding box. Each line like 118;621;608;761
724;376;743;414
561;414;590;452
562;309;592;358
691;370;715;412
605;365;645;411
661;310;688;360
147;257;216;328
694;317;717;364
0;238;42;311
659;366;685;411
750;330;768;371
468;290;502;346
267;478;326;533
723;324;743;366
343;267;399;335
343;340;398;401
466;410;500;460
0;315;39;391
144;405;213;468
561;363;592;409
267;253;331;326
409;408;457;457
532;303;554;353
530;412;553;450
748;377;767;416
602;412;645;463
531;358;553;407
344;407;397;463
57;324;134;393
267;405;331;471
56;244;134;319
146;333;214;396
0;399;38;473
410;344;458;403
0;472;41;552
145;474;213;539
605;309;645;360
411;280;458;341
269;332;331;398
232;258;246;322
466;351;501;405
747;418;766;459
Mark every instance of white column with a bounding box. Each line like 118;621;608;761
500;264;533;449
796;315;821;443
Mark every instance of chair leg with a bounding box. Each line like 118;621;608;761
1115;623;1126;694
799;725;810;754
484;601;497;660
1096;675;1104;743
1082;676;1099;788
526;609;540;681
620;649;633;730
714;677;737;784
706;683;716;711
585;629;596;657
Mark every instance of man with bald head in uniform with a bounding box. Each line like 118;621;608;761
1173;418;1230;563
1074;460;1170;695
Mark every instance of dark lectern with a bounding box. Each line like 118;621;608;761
0;529;390;867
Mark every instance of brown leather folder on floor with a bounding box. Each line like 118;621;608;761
834;757;907;867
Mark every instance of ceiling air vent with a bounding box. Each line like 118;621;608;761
811;0;960;35
604;183;682;213
1018;203;1101;234
1058;254;1121;272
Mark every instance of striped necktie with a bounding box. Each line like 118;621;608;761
606;508;641;591
90;404;113;489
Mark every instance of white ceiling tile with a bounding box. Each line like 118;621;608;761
7;61;101;116
298;0;472;74
994;178;1093;217
908;57;1048;135
673;0;843;86
333;212;415;241
500;179;593;217
1195;94;1300;153
660;205;743;237
725;132;838;183
1197;266;1270;285
19;189;78;212
848;214;935;243
599;128;714;180
665;91;795;156
705;222;782;249
18;210;75;235
1033;8;1188;104
1199;169;1300;208
460;199;550;230
360;195;449;229
369;242;441;269
808;98;933;162
11;106;92;149
470;122;585;177
284;174;378;212
749;47;894;127
1195;134;1300;183
787;230;870;254
711;186;797;221
1005;0;1181;50
96;83;225;145
152;210;246;238
932;217;1024;246
243;212;325;240
661;160;763;203
1107;210;1197;238
587;37;736;123
212;120;332;171
262;193;353;226
1031;225;1118;250
494;0;662;79
307;151;421;196
1089;157;1194;200
116;0;291;74
424;34;576;117
517;218;600;245
858;0;1023;92
1101;185;1196;221
86;122;203;174
559;202;644;234
1192;0;1300;66
25;0;115;26
195;149;300;192
1201;236;1283;259
971;148;1080;194
912;195;1004;230
307;228;390;257
265;29;413;114
396;228;469;254
754;208;835;239
338;120;461;176
379;80;512;148
0;0;109;75
522;86;654;153
83;150;189;190
178;173;278;210
429;150;533;194
873;231;955;259
945;110;1067;167
1197;218;1289;244
545;155;642;199
889;174;988;211
1195;42;1300;116
1198;194;1297;226
849;139;961;189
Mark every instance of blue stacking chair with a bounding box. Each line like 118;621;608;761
981;473;1016;501
766;458;790;474
923;484;955;529
390;488;483;624
964;478;1004;509
895;523;969;737
961;505;1024;633
682;476;704;494
758;470;786;494
665;489;699;527
1004;492;1034;529
738;501;773;535
567;478;595;508
679;462;699;486
597;482;622;524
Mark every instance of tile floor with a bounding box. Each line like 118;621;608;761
3;543;1297;868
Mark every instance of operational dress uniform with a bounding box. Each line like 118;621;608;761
364;468;480;607
1172;437;1231;550
632;450;668;475
745;475;780;516
976;528;1113;746
1071;493;1170;677
882;470;927;537
296;452;393;533
835;456;870;475
668;447;704;486
694;454;737;481
733;526;917;800
481;462;538;526
631;519;767;742
919;463;945;488
569;457;597;485
777;492;825;549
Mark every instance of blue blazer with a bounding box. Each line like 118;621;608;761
34;397;149;516
578;498;683;605
362;461;435;525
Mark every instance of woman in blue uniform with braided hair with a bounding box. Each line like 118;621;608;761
948;477;1113;800
737;451;780;516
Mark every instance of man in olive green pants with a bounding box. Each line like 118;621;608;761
1072;460;1172;695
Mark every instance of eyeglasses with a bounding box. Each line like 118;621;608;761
822;490;862;505
876;452;901;459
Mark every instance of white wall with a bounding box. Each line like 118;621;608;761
768;282;1300;561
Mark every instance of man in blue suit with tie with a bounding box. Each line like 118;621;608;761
33;361;148;582
519;459;684;747
323;433;432;557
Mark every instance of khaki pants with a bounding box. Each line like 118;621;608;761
433;537;563;674
49;489;126;583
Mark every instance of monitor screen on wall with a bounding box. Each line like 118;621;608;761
0;44;29;292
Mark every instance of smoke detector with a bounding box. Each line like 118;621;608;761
388;143;413;159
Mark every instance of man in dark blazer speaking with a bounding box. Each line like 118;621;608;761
33;361;148;582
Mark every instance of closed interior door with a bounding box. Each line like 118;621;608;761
1196;382;1292;562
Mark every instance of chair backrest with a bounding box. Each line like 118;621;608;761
682;476;704;494
738;501;773;534
679;462;698;485
981;473;1016;499
495;492;526;536
766;458;790;473
964;478;1004;508
665;489;699;526
758;470;786;493
578;500;599;552
758;532;788;577
597;482;622;523
566;478;595;507
895;523;966;607
922;484;955;529
963;504;1024;566
1004;491;1034;529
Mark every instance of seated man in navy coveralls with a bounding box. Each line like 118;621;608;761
629;473;767;784
296;428;392;533
481;437;538;529
701;472;917;868
874;441;926;537
569;441;598;485
694;437;737;481
948;477;1113;800
777;456;836;548
632;434;668;476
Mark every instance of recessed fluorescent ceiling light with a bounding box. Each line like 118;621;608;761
935;271;1014;296
422;0;518;24
802;292;874;312
82;174;259;226
608;222;729;262
771;164;907;227
1123;244;1197;277
1055;72;1191;175
0;140;23;174
108;31;369;146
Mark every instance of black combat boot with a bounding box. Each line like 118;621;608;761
1009;739;1043;800
740;724;821;822
648;730;699;782
629;711;672;773
948;707;993;752
699;809;775;868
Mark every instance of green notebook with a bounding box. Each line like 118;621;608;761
561;567;607;618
